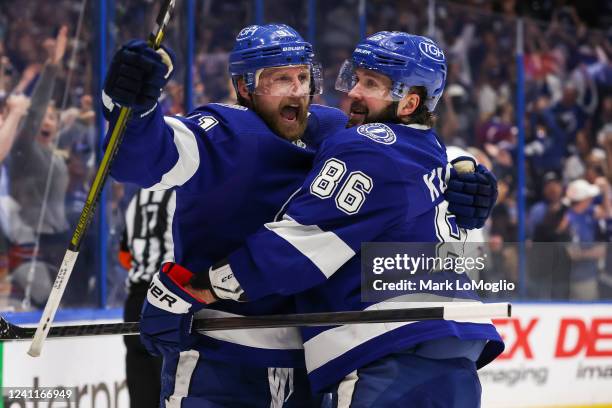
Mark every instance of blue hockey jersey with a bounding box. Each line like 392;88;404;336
106;101;348;367
224;122;505;391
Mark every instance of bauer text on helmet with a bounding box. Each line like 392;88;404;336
229;24;323;97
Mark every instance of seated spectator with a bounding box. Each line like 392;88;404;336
528;171;565;238
552;82;588;147
476;103;514;148
564;179;607;300
564;129;593;181
527;172;572;299
477;62;511;121
526;97;568;178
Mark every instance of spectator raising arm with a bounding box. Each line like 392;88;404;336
16;26;67;145
0;94;30;162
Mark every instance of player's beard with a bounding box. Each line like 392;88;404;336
252;95;309;142
347;100;398;128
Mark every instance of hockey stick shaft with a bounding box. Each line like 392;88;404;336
27;0;176;357
3;303;510;340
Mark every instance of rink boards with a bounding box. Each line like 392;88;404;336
2;304;611;408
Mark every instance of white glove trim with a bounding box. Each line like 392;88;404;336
209;263;245;301
147;273;192;314
157;48;174;79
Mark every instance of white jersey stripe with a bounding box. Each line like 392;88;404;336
399;123;430;130
264;215;355;278
125;194;136;248
194;308;304;350
163;192;176;264
303;296;485;373
336;370;358;408
148;117;200;190
165;350;199;408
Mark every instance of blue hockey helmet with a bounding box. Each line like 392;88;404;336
229;24;323;96
335;31;447;110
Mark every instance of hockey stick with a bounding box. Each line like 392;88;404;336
27;0;176;357
2;303;510;341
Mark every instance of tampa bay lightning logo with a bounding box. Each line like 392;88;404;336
418;40;445;62
357;123;397;145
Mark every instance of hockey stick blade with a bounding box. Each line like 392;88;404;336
1;303;510;341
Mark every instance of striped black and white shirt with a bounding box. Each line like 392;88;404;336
122;189;175;290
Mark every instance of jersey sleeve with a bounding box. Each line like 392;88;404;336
225;136;412;301
106;105;246;192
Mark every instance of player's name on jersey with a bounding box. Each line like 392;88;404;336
372;278;516;293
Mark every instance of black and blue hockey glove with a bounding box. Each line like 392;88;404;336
103;39;175;119
140;263;209;356
445;157;498;230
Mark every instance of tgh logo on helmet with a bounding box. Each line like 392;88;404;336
237;25;259;40
418;40;445;62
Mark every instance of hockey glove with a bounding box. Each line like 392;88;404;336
196;259;248;302
445;157;498;230
140;262;211;356
102;39;175;119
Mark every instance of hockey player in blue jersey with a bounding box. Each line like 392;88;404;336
104;23;498;407
104;24;342;407
181;32;505;407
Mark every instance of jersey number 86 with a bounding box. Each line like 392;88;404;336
310;158;373;215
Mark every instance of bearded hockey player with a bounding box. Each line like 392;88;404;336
104;24;338;407
186;32;504;407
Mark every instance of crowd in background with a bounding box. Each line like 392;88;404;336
426;0;612;301
0;0;610;311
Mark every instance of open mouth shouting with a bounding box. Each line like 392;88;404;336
280;103;302;124
274;100;308;140
252;95;309;142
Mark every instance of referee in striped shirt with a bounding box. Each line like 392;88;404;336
119;188;175;408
